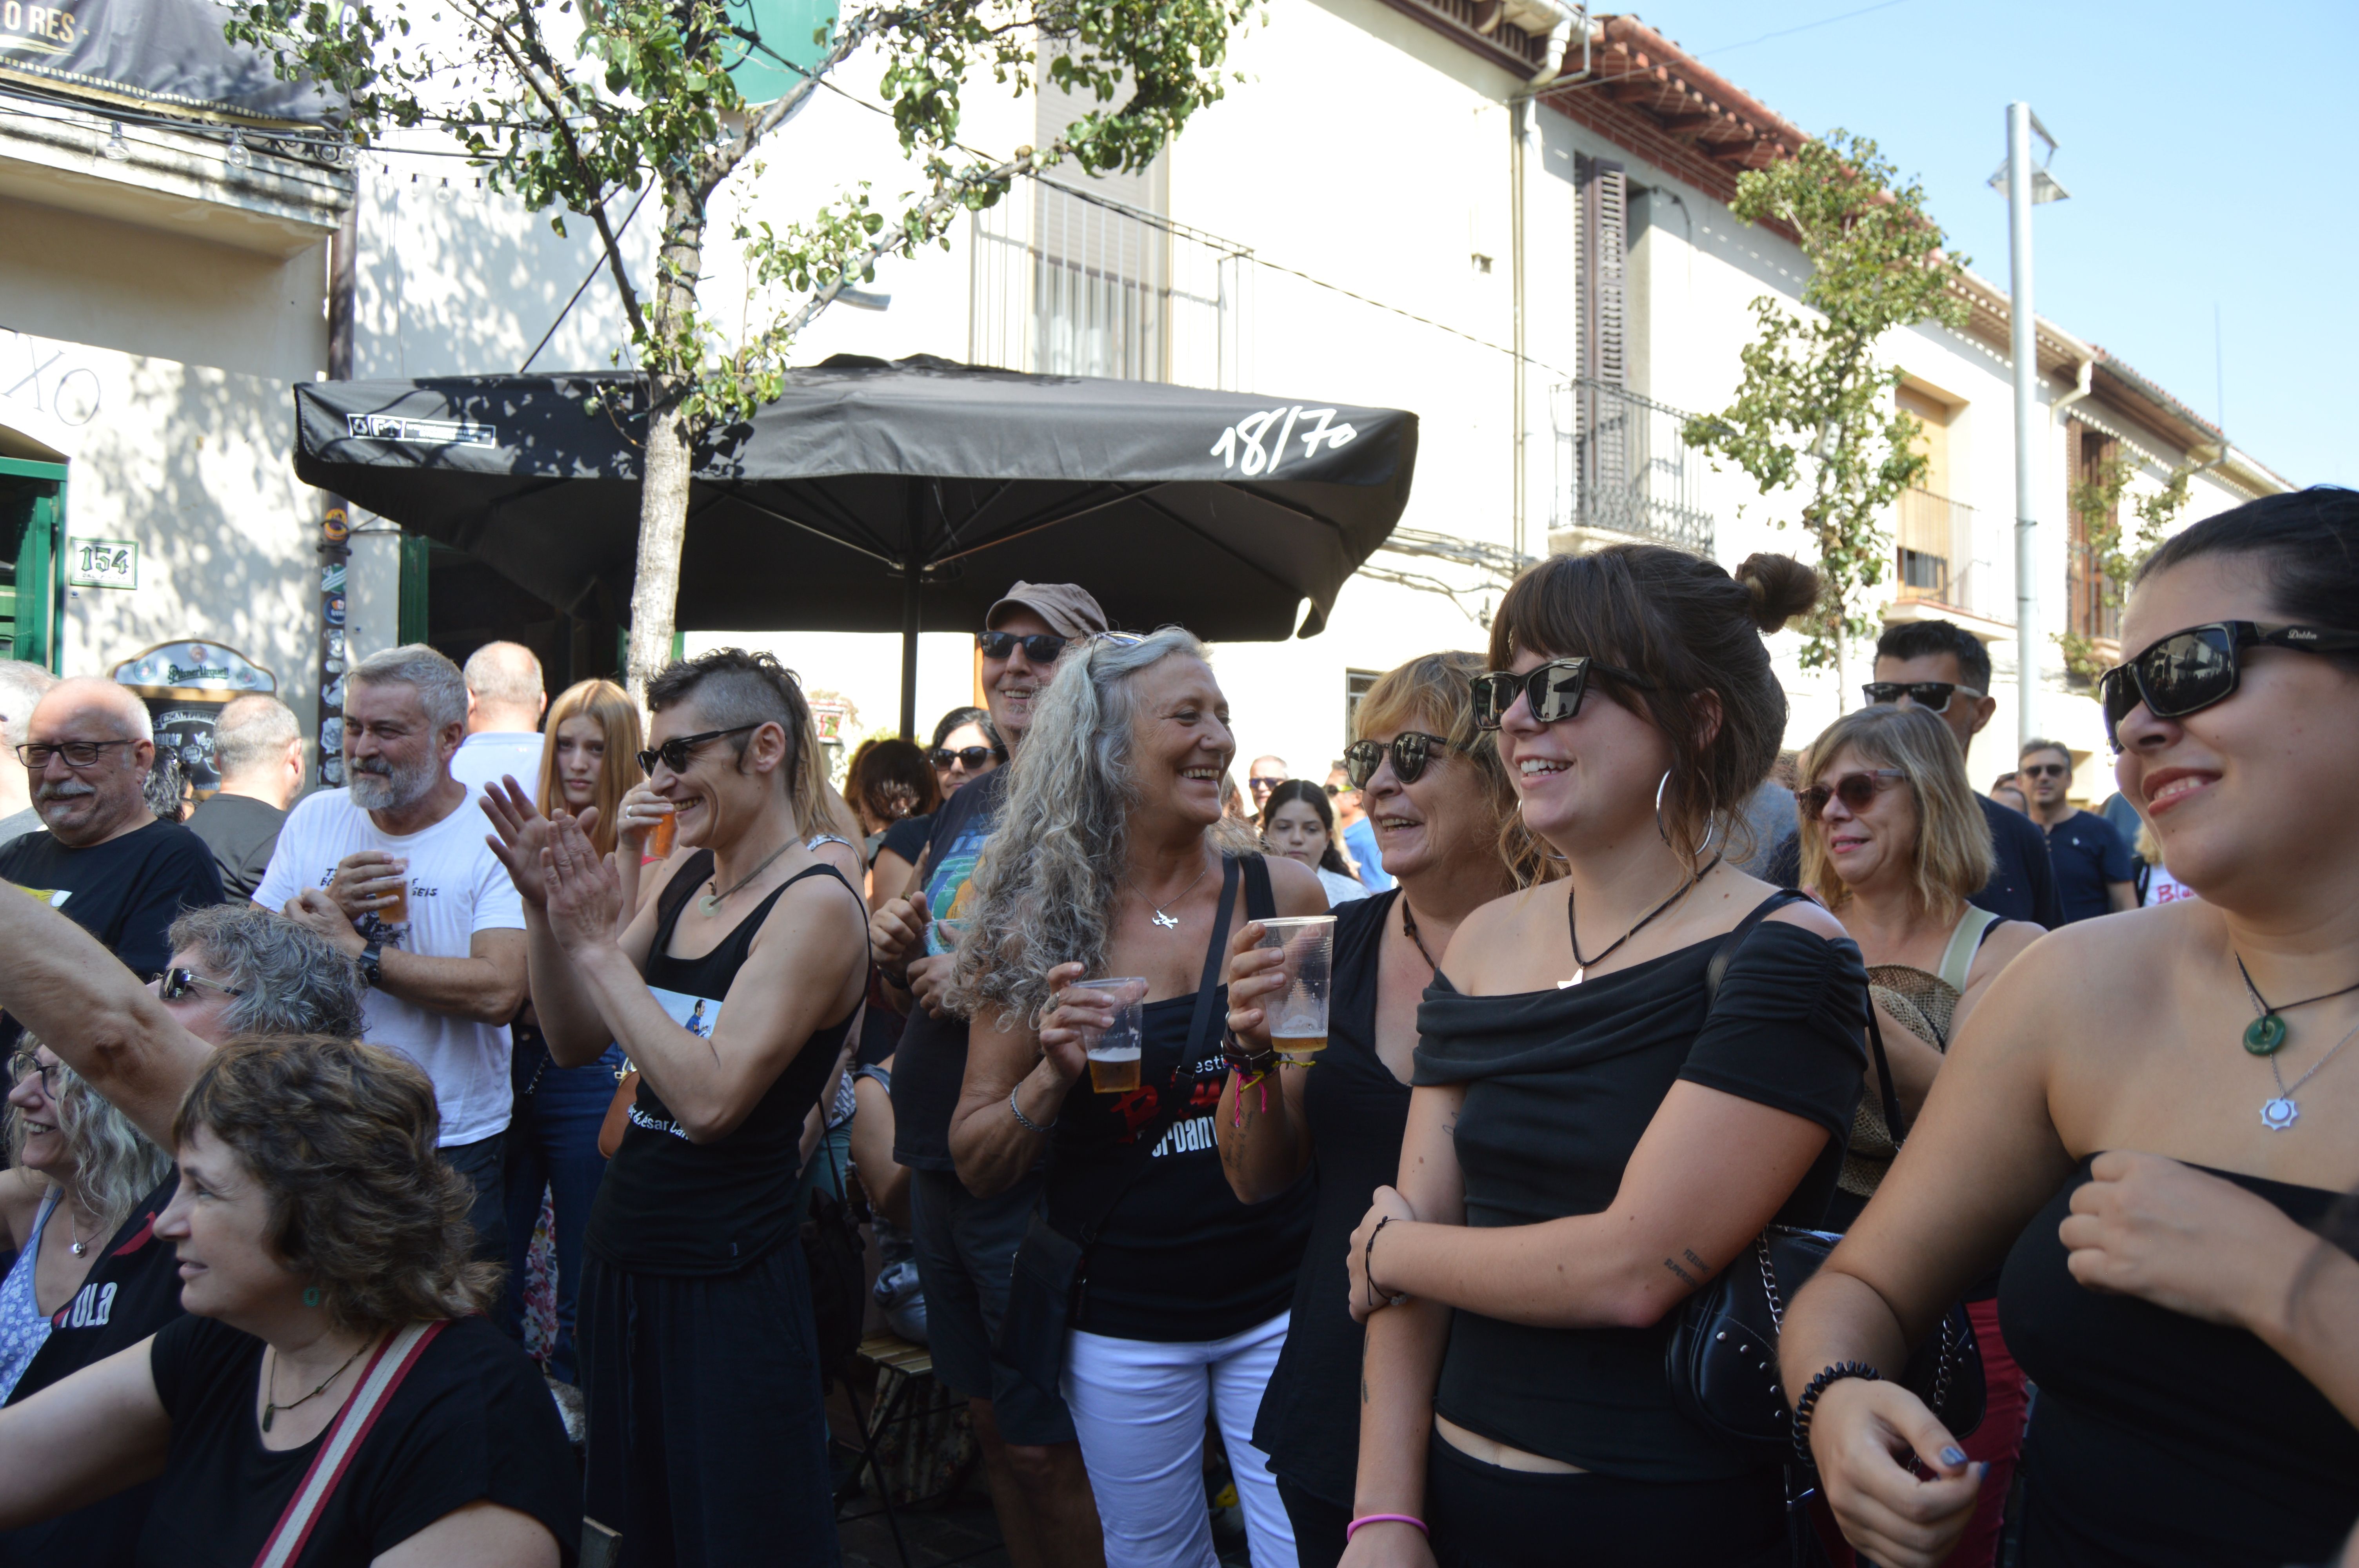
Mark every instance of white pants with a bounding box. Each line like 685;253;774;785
1062;1310;1298;1568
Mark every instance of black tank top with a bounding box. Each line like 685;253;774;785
1999;1156;2359;1566
587;855;864;1275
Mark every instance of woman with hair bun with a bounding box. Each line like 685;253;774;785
0;1035;579;1566
1341;546;1870;1568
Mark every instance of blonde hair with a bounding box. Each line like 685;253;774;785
1352;650;1558;891
536;679;644;859
1796;704;1994;914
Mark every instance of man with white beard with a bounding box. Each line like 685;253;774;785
256;644;527;1258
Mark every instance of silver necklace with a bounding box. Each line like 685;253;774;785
2259;1014;2359;1131
1134;857;1214;930
700;837;796;916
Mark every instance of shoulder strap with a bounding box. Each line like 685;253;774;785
1072;853;1243;1245
1936;905;2000;993
253;1319;449;1568
1241;853;1276;924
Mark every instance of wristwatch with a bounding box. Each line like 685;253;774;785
358;940;384;989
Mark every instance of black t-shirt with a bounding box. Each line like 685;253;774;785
889;772;1007;1171
1252;891;1408;1508
1765;794;2063;929
10;1172;182;1405
587;860;863;1275
1413;918;1868;1481
0;819;224;977
873;813;931;869
138;1314;580;1568
183;794;287;902
2045;810;2135;926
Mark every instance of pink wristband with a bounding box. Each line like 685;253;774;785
1346;1514;1428;1542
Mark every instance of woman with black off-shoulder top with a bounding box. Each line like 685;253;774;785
1338;546;1869;1568
1781;487;2359;1568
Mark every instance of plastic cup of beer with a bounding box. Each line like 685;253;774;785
1074;976;1150;1093
1257;915;1336;1064
645;806;678;860
380;876;411;924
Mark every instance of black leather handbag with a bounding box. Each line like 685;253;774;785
1665;891;1985;1458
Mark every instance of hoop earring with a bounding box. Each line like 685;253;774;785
302;1287;323;1308
1654;771;1674;848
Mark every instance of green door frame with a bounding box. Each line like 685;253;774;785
397;532;431;646
0;456;68;673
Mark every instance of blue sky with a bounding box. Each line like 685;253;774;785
1628;0;2353;486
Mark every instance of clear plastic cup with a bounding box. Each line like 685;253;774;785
646;809;678;860
1257;915;1336;1064
1074;976;1150;1093
380;878;411;924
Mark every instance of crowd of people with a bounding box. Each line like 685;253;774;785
0;488;2349;1568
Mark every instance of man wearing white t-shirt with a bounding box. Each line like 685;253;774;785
255;644;528;1259
449;640;548;798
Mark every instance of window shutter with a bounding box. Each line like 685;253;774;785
1577;155;1628;390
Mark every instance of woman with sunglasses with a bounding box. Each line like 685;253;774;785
1338;545;1865;1568
868;710;998;911
1780;488;2359;1568
1258;778;1372;907
1219;652;1546;1567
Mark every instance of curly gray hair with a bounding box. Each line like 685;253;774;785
167;905;370;1040
946;628;1215;1028
9;1038;171;1240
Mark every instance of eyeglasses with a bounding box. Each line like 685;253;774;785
977;631;1069;664
158;967;244;1004
1247;775;1285;791
2020;762;2070;780
1861;681;1983;714
1799;769;1907;818
2098;621;2359;751
1470;658;1656;731
931;746;997;772
14;739;138;770
1343;733;1454;789
1323;782;1341;797
636;724;758;776
8;1052;55;1096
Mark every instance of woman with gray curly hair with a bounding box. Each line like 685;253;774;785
0;1036;579;1566
947;627;1328;1568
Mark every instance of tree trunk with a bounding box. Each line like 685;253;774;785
624;179;711;706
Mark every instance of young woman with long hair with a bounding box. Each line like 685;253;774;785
1259;778;1372;907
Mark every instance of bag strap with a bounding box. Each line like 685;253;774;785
1070;852;1244;1247
1703;889;1908;1149
1934;905;1999;994
253;1319;449;1568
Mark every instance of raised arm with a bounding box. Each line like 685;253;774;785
0;1338;169;1528
1215;919;1315;1203
483;781;662;1065
0;884;211;1147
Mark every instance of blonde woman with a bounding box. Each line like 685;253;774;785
1792;701;2043;1568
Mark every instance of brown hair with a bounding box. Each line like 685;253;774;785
646;648;831;838
1352;649;1557;889
173;1036;499;1334
1794;704;1995;914
536;679;645;859
1486;544;1820;862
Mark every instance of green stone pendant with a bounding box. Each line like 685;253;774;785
2244;1013;2288;1056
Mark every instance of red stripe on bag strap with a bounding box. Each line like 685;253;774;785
252;1319;449;1568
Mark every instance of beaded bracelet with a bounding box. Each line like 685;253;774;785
1790;1361;1880;1468
1223;1028;1278;1126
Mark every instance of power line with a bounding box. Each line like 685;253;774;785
1696;0;1922;58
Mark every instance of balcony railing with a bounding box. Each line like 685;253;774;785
1891;488;2008;624
1550;379;1715;556
969;176;1254;390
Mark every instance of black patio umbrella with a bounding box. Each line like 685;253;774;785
293;354;1419;734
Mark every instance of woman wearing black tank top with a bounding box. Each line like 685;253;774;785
1781;489;2359;1568
1214;652;1544;1568
943;629;1327;1568
1341;546;1867;1568
486;649;870;1568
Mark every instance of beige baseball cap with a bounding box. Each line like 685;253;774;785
984;582;1111;641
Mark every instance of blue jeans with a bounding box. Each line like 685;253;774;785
501;1033;624;1385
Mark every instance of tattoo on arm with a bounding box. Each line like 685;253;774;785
1663;1256;1699;1288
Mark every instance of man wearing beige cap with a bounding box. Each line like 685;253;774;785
871;581;1108;1564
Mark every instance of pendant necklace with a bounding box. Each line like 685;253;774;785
2258;1015;2359;1132
700;837;796;916
2233;954;2359;1056
1560;855;1723;989
1399;900;1441;972
1134;858;1214;930
65;1204;84;1258
261;1340;369;1434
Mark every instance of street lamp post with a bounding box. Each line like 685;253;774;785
1995;103;2067;749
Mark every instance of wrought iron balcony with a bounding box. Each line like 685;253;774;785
1892;487;2009;625
1548;379;1715;556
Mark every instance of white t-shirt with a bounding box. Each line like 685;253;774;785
1316;866;1372;906
2143;865;2198;907
253;786;527;1146
449;731;547;799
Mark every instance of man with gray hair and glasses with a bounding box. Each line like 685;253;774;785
0;893;368;1563
254;644;527;1259
182;693;304;899
0;659;57;849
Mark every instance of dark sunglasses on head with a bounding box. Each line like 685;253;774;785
976;631;1069;664
2099;621;2359;751
931;746;998;771
159;967;245;1003
1344;733;1454;789
13;739;138;770
1862;681;1982;714
2020;761;2070;780
636;724;759;776
1470;657;1656;731
1799;768;1907;818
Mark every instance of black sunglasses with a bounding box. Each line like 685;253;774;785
14;739;138;770
1344;733;1454;789
1799;768;1907;818
636;724;759;776
1862;681;1982;714
2020;761;2070;780
1471;657;1656;731
2099;622;2359;751
931;745;998;771
158;967;245;1003
977;631;1069;664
